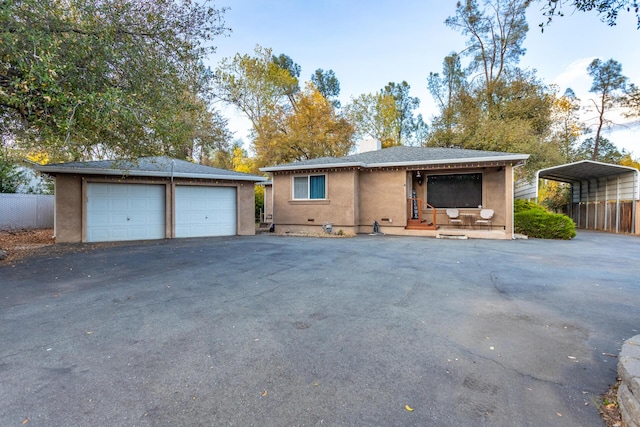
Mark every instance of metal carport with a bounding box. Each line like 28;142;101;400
534;160;639;234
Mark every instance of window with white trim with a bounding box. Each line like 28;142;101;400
293;175;326;199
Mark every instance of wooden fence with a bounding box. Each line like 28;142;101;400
569;200;638;235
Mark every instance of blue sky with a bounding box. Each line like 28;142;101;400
210;1;640;155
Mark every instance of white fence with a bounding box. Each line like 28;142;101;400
0;194;54;230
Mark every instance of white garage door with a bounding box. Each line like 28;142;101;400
175;186;236;238
87;183;165;242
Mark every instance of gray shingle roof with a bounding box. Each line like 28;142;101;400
261;146;529;172
36;156;266;181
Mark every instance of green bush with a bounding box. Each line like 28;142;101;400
514;201;576;240
514;199;546;214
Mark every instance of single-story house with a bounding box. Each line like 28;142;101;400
36;157;266;243
260;145;529;239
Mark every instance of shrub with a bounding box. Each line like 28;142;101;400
514;199;546;214
514;201;576;240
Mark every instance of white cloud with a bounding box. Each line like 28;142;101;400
551;57;595;96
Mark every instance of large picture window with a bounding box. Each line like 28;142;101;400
293;175;326;199
426;173;482;208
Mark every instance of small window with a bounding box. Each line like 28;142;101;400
293;175;326;200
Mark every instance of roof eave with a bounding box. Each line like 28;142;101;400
366;154;529;168
260;155;529;172
260;162;364;172
35;166;267;182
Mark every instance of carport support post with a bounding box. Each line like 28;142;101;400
593;178;600;230
616;176;620;233
586;181;590;229
605;178;609;232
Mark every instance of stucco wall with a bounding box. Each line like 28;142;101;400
358;169;408;228
236;182;256;236
273;169;358;230
482;167;508;229
53;174;256;242
55;175;83;243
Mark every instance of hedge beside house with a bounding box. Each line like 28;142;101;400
514;200;576;240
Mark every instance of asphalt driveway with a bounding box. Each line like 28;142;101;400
1;232;639;426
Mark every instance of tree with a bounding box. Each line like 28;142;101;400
216;48;352;167
549;88;583;161
382;81;421;145
214;45;299;138
231;144;256;174
253;83;355;167
345;92;399;147
620;153;640;169
586;58;627;160
622;83;640;117
428;67;559;176
346;81;423;147
311;69;341;108
539;180;571;212
427;52;466;146
0;153;28;193
1;0;229;161
271;53;301;105
445;0;531;105
575;136;625;163
540;0;640;29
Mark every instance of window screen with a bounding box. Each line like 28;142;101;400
293;176;308;199
426;173;482;208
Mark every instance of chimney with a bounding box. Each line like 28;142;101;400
358;138;382;153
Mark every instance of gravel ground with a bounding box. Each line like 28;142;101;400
0;229;55;264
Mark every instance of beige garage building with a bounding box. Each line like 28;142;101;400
36;157;266;243
261;145;529;240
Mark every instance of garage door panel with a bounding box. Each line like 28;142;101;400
87;183;165;242
175;186;236;238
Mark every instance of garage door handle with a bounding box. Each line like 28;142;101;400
127;216;130;221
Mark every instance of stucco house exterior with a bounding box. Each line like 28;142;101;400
36;157;266;243
261;145;529;239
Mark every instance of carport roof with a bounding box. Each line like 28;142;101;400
261;146;528;172
35;156;267;182
537;160;639;183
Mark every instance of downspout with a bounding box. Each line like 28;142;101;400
512;163;526;239
53;176;57;238
271;178;275;225
534;169;540;205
